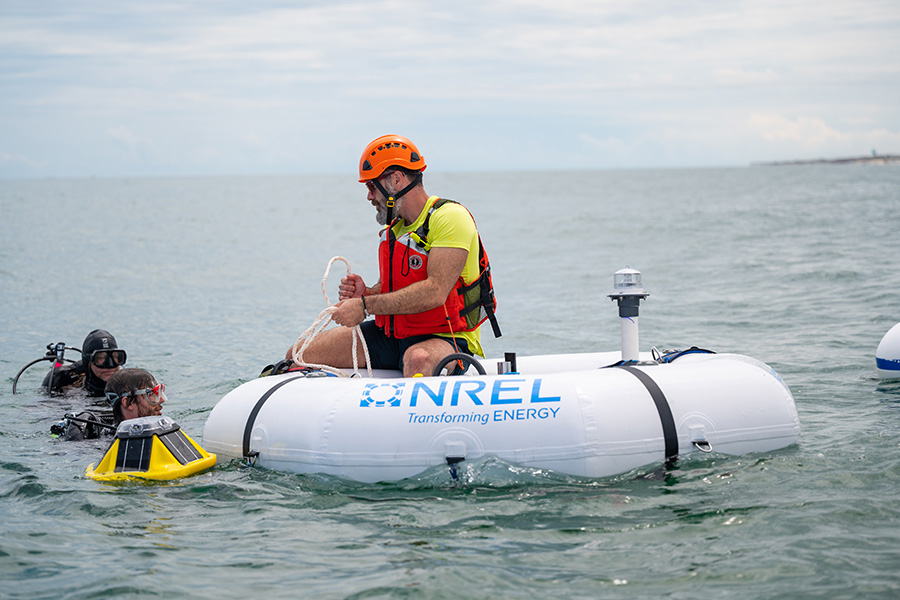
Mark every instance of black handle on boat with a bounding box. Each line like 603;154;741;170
432;353;486;376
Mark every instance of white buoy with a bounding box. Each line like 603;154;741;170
876;323;900;379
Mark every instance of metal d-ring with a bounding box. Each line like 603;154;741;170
692;440;713;453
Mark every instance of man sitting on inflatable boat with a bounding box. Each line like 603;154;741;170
286;134;500;377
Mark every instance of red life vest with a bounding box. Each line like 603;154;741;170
375;198;500;339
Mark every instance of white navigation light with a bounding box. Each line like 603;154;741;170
612;267;645;295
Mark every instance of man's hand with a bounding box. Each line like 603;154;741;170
339;273;366;300
331;297;366;328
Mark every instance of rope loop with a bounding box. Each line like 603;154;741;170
291;256;372;378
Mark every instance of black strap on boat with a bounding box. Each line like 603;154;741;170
616;365;679;466
242;376;305;458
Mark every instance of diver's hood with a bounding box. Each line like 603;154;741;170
82;329;119;356
81;329;120;395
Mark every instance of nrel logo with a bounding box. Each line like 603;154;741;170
360;378;560;408
360;382;406;407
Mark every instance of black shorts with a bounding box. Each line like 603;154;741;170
360;320;471;373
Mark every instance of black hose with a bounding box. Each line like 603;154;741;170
63;413;117;431
12;357;53;395
12;345;81;394
659;346;716;363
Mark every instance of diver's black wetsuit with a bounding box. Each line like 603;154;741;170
42;329;122;397
51;407;116;441
43;362;115;440
40;329;124;439
42;361;107;397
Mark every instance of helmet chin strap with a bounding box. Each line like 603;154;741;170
374;172;422;224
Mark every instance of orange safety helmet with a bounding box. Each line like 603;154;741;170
358;135;426;182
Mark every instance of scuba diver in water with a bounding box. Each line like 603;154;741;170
55;368;167;441
11;328;128;440
41;329;127;397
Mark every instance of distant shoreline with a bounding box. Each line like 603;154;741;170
752;155;900;166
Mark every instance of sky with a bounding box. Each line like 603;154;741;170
1;0;899;178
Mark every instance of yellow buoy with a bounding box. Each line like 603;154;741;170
86;416;216;482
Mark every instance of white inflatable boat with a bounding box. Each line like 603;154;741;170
202;269;800;483
202;350;799;483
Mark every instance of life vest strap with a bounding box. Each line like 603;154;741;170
388;197;502;339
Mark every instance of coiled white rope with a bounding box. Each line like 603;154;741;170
290;256;372;378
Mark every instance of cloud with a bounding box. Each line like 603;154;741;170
0;0;898;176
748;113;900;158
108;125;148;148
0;151;44;171
714;68;781;86
749;114;844;145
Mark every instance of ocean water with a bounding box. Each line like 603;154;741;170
1;166;899;599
